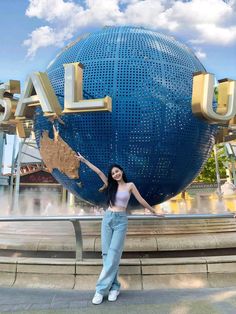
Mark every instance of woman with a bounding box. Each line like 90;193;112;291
76;153;164;305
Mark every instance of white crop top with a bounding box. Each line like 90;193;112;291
114;190;131;208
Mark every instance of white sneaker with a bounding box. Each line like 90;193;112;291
92;292;103;305
108;290;120;302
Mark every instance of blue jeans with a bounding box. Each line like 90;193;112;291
96;210;128;295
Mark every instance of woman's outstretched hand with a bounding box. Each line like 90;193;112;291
145;208;165;217
76;152;86;163
151;207;165;217
154;212;165;217
156;213;165;217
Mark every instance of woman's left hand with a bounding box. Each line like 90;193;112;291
145;208;165;217
154;212;165;217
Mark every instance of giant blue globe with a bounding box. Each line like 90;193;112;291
34;26;216;206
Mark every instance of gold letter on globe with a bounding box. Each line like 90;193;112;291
0;80;20;122
192;72;236;124
63;62;112;113
15;72;62;119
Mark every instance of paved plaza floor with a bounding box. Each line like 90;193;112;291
1;286;236;314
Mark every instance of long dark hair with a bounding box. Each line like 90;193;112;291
107;164;128;206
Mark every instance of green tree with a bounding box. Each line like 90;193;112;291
195;145;228;183
214;86;218;101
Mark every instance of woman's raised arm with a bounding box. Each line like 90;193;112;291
77;153;108;187
130;182;164;216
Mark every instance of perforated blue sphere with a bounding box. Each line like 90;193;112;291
34;26;216;206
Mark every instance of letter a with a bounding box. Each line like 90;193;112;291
15;72;62;119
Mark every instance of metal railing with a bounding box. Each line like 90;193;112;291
0;213;234;261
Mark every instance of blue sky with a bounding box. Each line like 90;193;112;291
0;0;236;171
0;0;236;84
0;1;57;83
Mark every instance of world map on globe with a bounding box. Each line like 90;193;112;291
34;26;216;206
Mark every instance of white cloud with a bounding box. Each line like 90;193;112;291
164;0;232;26
192;24;236;45
23;25;70;58
194;47;207;59
25;0;81;22
122;1;164;26
229;0;236;10
24;0;236;58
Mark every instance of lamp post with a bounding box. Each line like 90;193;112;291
213;143;223;200
11;138;24;212
0;131;8;195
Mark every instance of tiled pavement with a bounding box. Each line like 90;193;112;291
1;286;236;314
